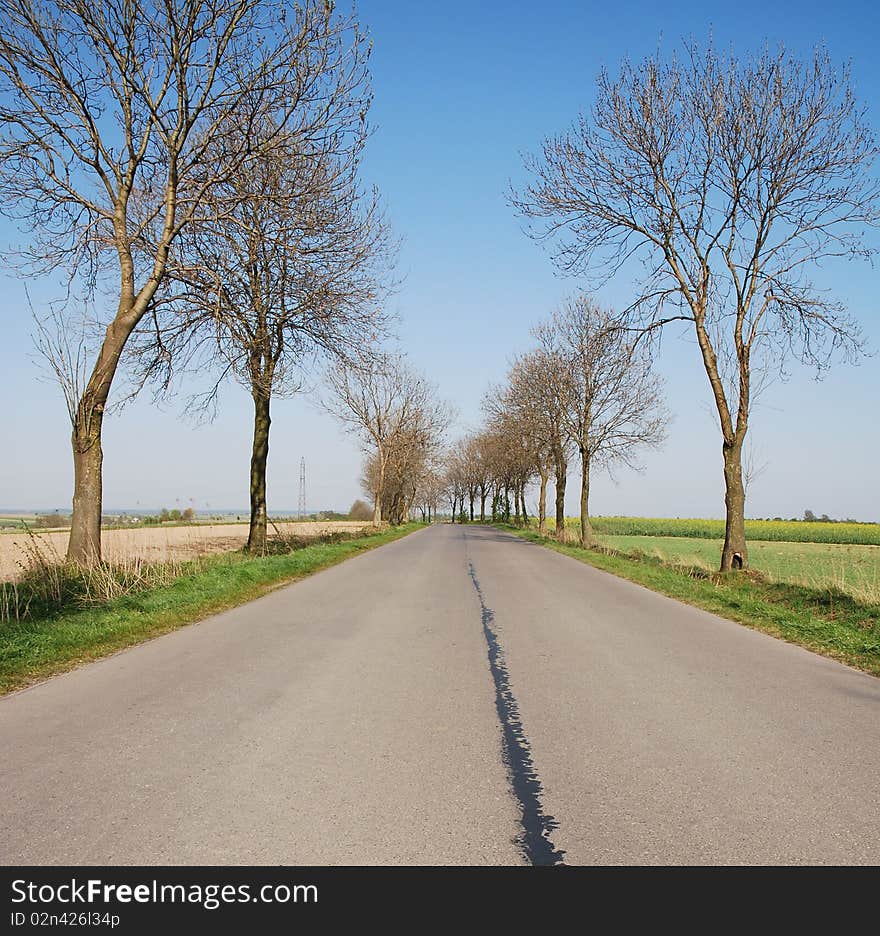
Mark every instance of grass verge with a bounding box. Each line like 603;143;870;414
498;524;880;677
0;523;422;695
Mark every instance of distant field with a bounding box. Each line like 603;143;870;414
0;516;34;530
598;534;880;605
0;521;373;581
586;516;880;546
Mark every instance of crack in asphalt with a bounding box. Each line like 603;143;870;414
467;558;565;866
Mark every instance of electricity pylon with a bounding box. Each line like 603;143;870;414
298;458;307;519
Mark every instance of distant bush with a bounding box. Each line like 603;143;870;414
158;508;184;523
348;499;373;521
32;513;68;529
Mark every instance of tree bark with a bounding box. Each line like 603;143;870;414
67;415;104;565
579;449;593;547
721;437;748;570
66;314;137;565
469;490;475;522
479;486;487;521
693;316;750;571
66;208;174;564
538;467;547;534
521;483;529;524
554;451;567;537
245;393;272;553
372;453;384;524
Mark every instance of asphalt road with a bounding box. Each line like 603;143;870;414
2;524;879;865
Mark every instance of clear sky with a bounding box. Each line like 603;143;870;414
1;0;878;520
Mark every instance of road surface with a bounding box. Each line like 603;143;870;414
2;524;879;865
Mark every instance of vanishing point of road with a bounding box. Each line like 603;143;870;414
2;524;878;865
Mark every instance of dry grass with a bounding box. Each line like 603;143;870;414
0;528;193;623
0;520;379;624
0;520;372;582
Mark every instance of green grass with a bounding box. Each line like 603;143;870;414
586;515;880;545
0;523;421;695
598;534;880;605
500;525;880;677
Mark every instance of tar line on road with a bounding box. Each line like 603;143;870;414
467;557;565;866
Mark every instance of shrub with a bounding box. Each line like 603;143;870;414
348;499;373;521
32;513;68;529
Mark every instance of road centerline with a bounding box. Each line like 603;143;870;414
465;545;565;867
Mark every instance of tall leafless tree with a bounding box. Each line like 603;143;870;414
490;352;570;536
362;421;436;525
135;115;391;552
451;432;497;523
413;460;445;523
515;40;878;569
326;353;451;523
535;296;668;546
0;0;367;564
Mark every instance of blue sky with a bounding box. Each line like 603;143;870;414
1;0;878;519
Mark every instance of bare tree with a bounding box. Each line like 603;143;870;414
135;112;391;552
0;0;365;564
515;40;878;569
326;354;451;523
445;435;493;523
535;297;668;546
452;432;496;523
491;352;570;536
443;444;468;523
443;462;464;524
348;499;373;521
413;461;445;523
362;422;436;524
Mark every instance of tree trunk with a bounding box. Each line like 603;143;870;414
721;438;748;571
513;486;521;524
65;206;175;564
245;393;272;553
373;456;384;524
480;486;487;521
469;490;475;522
67;415;104;565
579;449;593;547
554;453;567;538
521;483;529;524
66;318;133;565
538;468;547;535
